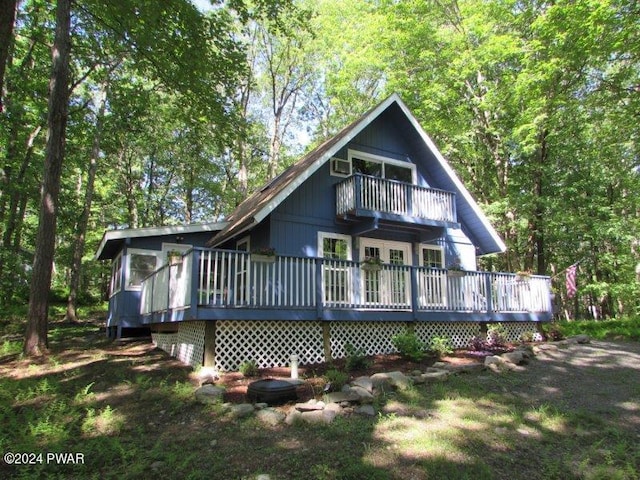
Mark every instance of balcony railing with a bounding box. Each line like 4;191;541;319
336;174;457;223
140;248;552;317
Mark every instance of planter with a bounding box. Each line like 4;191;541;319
361;262;382;272
168;256;183;266
251;254;276;264
447;270;466;278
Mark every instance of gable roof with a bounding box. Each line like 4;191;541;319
209;94;506;255
95;222;227;260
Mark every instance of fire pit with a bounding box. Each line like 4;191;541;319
246;378;298;405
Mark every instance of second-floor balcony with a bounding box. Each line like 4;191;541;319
336;174;457;225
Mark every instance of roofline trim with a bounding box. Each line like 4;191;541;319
95;222;228;260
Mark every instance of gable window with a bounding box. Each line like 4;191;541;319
348;149;416;184
126;249;160;290
419;245;444;268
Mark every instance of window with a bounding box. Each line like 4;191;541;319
348;149;416;184
319;233;352;305
419;245;444;268
126;249;160;290
110;253;123;296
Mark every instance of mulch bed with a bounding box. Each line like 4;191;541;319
217;349;507;404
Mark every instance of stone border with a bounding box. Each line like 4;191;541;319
193;335;592;426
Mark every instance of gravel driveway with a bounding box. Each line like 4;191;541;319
506;340;640;433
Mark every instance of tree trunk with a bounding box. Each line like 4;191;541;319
0;0;18;112
24;0;71;357
65;84;107;322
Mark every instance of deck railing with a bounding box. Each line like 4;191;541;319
336;174;456;223
140;248;552;316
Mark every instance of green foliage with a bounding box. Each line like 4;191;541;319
239;360;259;377
486;324;508;348
324;368;349;391
392;331;425;361
557;317;640;341
344;342;370;371
428;336;454;358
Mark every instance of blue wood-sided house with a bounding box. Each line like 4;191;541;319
96;95;552;371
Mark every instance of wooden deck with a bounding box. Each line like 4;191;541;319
140;248;553;325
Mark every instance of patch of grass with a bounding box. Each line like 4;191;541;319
557;317;640;340
1;321;639;480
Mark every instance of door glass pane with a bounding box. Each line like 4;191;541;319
363;246;381;304
388;248;407;304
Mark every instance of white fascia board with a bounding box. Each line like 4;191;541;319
394;98;507;253
252;95;400;226
94;221;228;260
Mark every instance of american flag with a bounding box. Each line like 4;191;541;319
566;263;577;298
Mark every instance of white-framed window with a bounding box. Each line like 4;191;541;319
318;232;352;305
419;244;444;268
348;149;416;184
318;232;352;260
109;253;123;297
126;248;161;290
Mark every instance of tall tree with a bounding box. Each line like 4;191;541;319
0;0;18;111
24;0;71;356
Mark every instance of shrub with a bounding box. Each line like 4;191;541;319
344;342;370;371
428;336;454;358
239;360;259;377
519;331;535;343
544;324;564;341
468;335;488;351
392;331;425;362
324;368;349;391
487;324;507;348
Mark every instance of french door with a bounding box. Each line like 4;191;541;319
359;239;411;307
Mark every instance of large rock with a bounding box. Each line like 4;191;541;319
568;334;591;344
324;391;360;404
255;408;286;426
295;399;325;412
420;370;449;383
228;403;255;419
196;367;220;386
370;371;413;390
501;351;525;365
195;384;225;404
356;405;376;417
351;376;374;393
349;385;374;404
299;409;337;425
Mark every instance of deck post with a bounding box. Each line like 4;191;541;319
410;265;419;321
322;322;332;362
203;321;216;367
484;273;493;314
315;257;324;319
189;249;200;320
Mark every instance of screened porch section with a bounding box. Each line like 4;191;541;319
140;248;552;321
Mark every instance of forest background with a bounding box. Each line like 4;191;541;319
1;0;639;338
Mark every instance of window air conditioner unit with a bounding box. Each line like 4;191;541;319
331;157;351;176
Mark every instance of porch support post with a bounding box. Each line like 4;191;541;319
322;322;332;363
315;257;323;319
484;273;493;314
189;249;200;320
203;321;216;367
410;265;419;321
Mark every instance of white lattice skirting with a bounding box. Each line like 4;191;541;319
151;321;206;368
152;320;544;371
214;320;325;372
